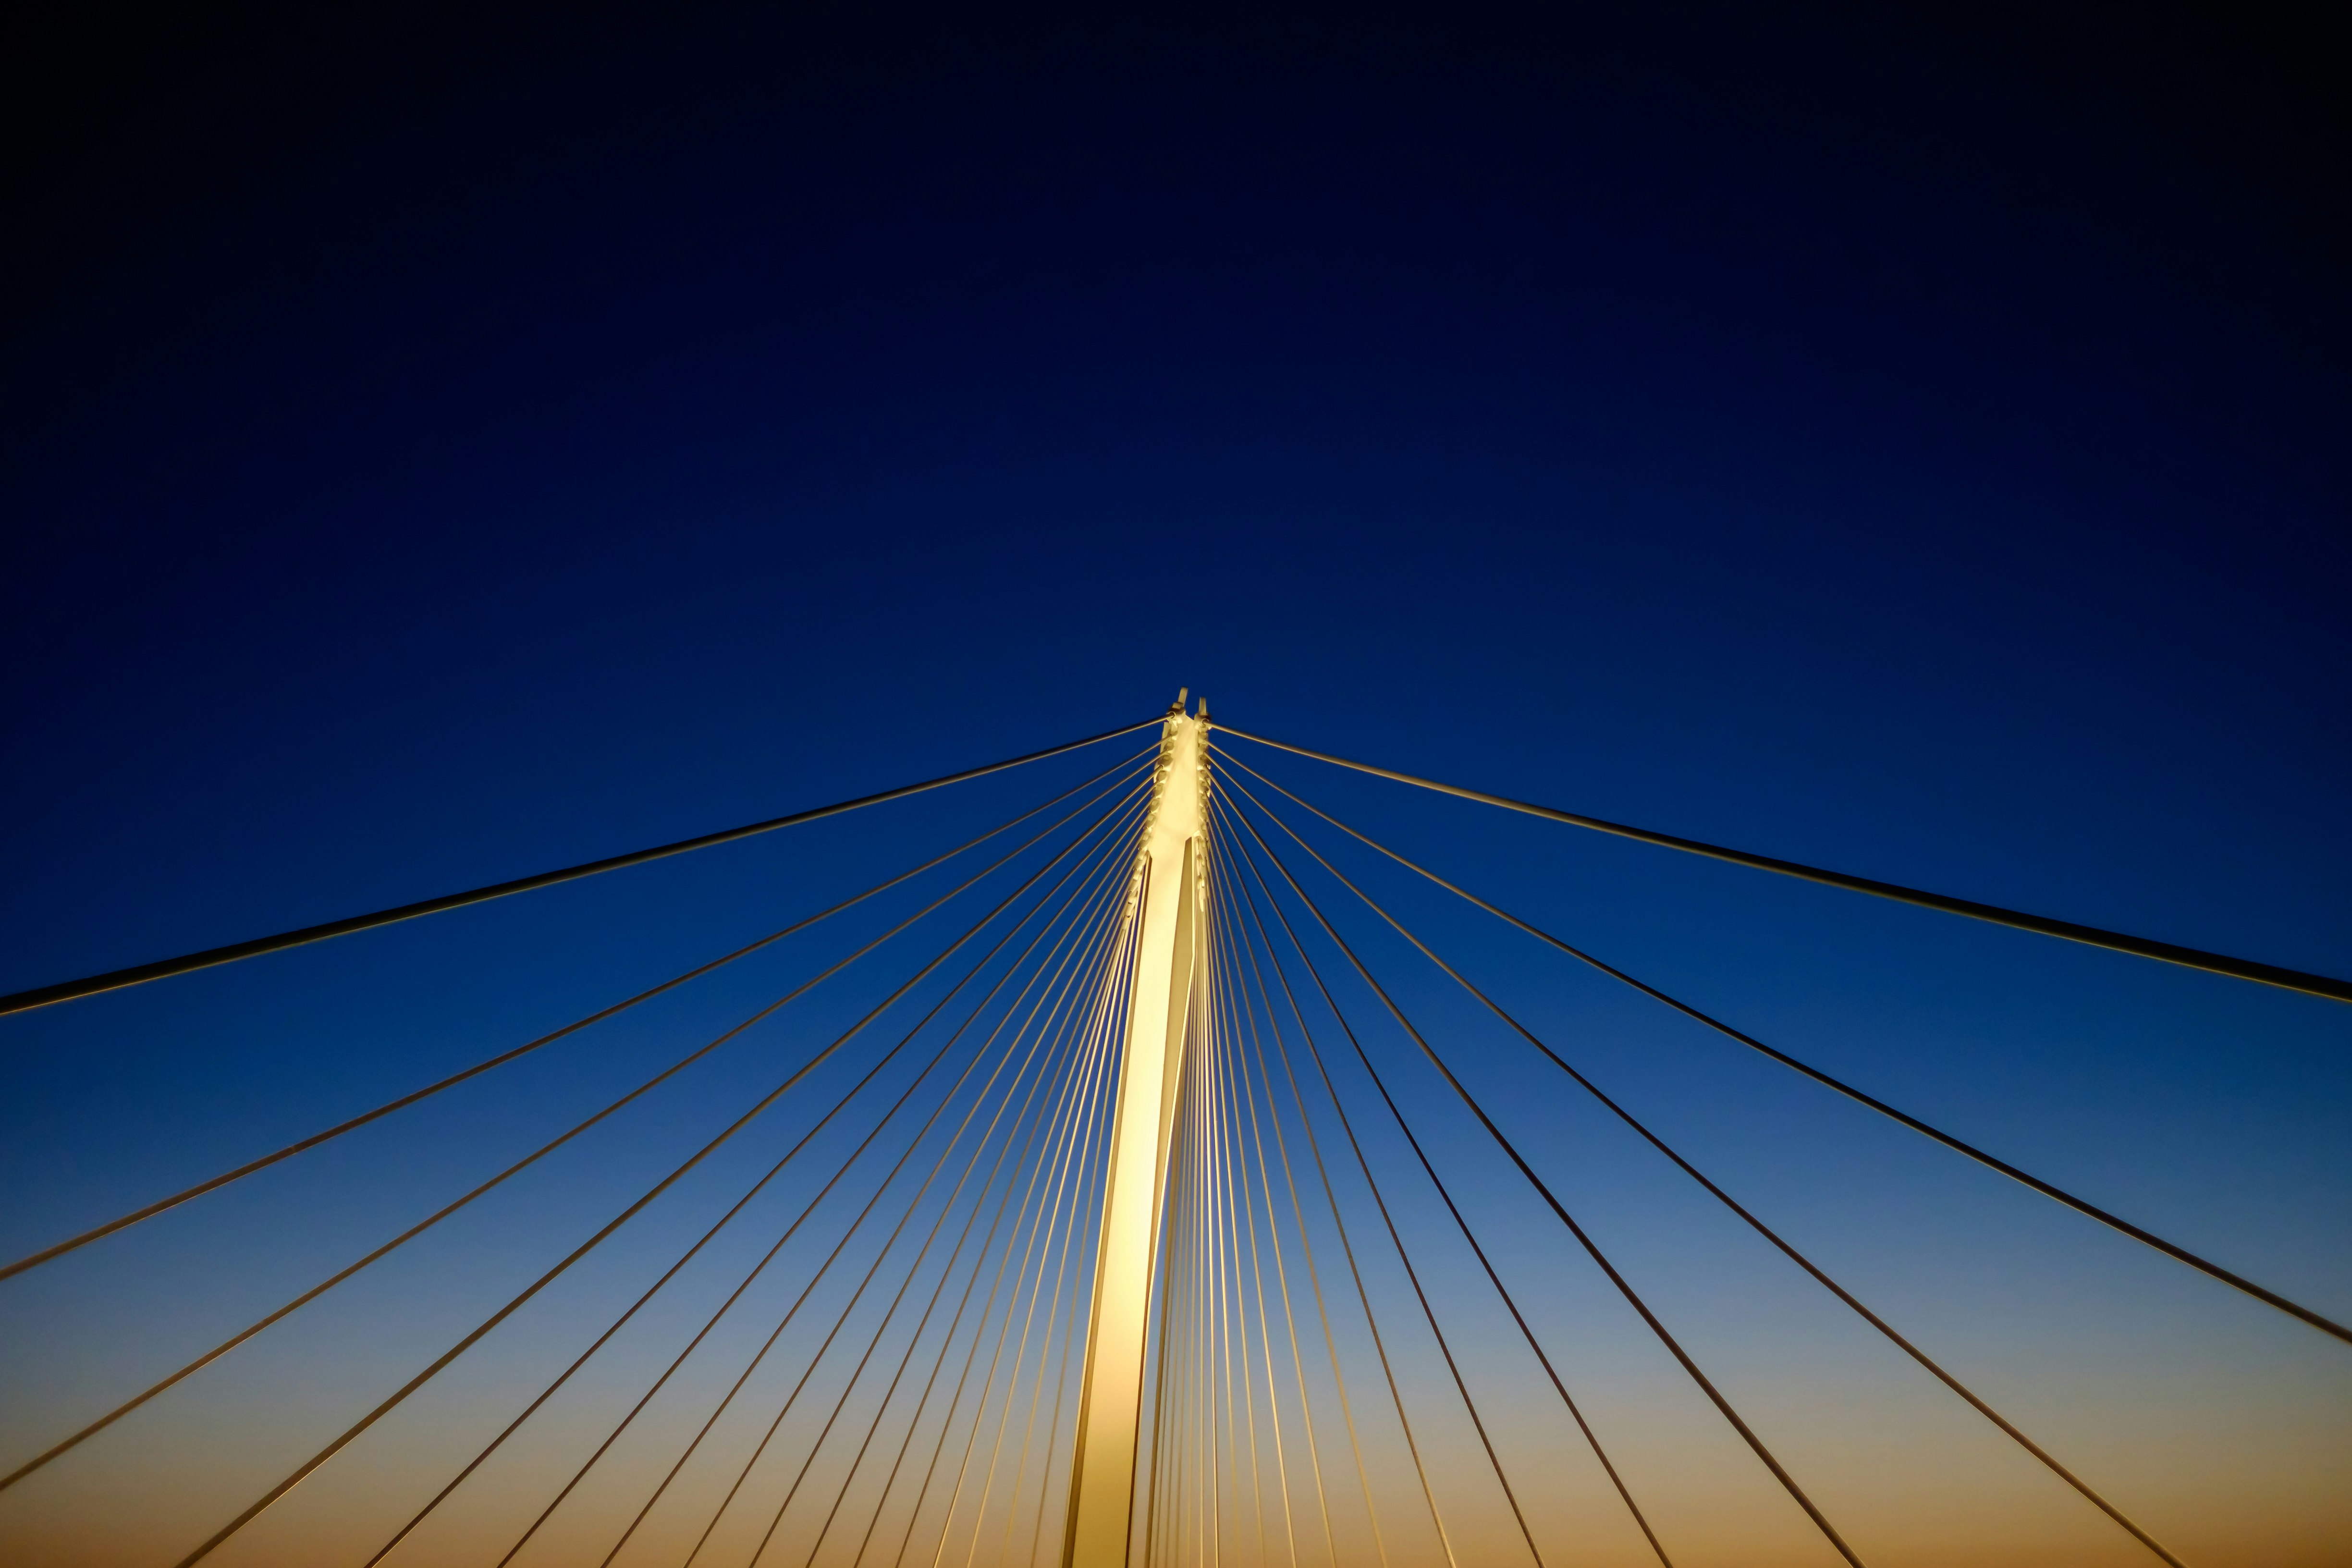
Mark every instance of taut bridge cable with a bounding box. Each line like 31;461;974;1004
1214;724;2352;1006
0;701;2339;1568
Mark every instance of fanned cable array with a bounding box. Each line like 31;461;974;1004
0;706;2342;1568
1180;729;2346;1568
1;726;1161;1568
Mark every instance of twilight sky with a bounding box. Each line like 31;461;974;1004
0;5;2346;1567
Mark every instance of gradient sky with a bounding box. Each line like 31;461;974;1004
1;5;2346;1567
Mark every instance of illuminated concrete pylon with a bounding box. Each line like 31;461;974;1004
1063;693;1211;1568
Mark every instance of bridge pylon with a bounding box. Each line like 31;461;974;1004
1061;694;1210;1568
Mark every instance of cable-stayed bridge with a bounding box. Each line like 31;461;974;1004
1;698;2344;1568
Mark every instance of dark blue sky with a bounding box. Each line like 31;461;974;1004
0;7;2347;1560
3;3;2344;994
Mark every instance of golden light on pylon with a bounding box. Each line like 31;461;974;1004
1063;696;1210;1568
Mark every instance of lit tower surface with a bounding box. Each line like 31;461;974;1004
1063;693;1211;1568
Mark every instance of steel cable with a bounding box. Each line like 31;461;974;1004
1221;791;1869;1568
942;929;1128;1568
702;908;1113;1568
1215;800;1550;1568
913;918;1130;1568
1006;900;1137;1568
794;835;1140;1568
1032;929;1141;1568
1221;994;1270;1568
1190;993;1229;1568
645;813;1141;1568
1215;801;1674;1568
1208;923;1299;1568
1137;1004;1195;1568
727;831;1136;1568
1213;849;1385;1568
992;937;1124;1568
163;770;1150;1568
1212;942;1277;1568
1211;725;2352;1006
847;911;1131;1568
1218;832;1447;1568
1194;961;1234;1567
0;718;1162;1017
0;744;1156;1286
515;799;1148;1568
882;912;1138;1568
1188;934;1221;1568
697;839;1136;1568
1186;1025;1210;1568
802;987;1099;1568
862;917;1142;1568
1226;759;2195;1566
437;789;1151;1568
1;759;1153;1499
1209;880;1339;1568
1215;743;2351;1350
1164;993;1209;1568
362;783;1153;1566
804;1040;1085;1568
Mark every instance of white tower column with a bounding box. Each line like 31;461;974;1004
1063;698;1209;1568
